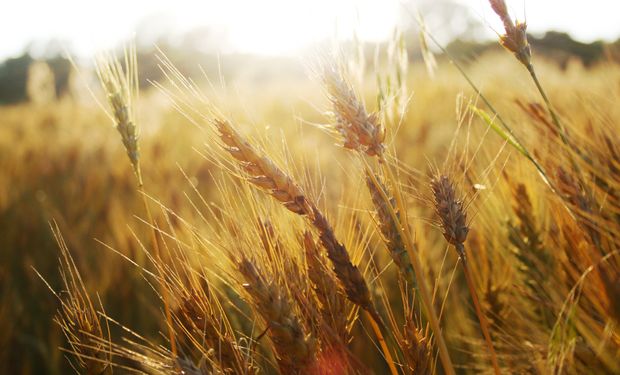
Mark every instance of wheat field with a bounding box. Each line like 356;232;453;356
1;3;620;374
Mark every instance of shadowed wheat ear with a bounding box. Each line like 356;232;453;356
238;257;316;374
365;173;416;286
401;321;432;375
431;174;501;375
302;231;349;346
171;269;253;374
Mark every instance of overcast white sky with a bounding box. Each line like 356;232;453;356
1;0;618;59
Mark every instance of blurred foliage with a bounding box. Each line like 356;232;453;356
0;54;34;104
447;31;609;68
1;29;619;105
0;53;71;104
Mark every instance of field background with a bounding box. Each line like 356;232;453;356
1;21;620;375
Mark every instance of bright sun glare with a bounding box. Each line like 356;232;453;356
1;0;399;58
196;0;399;55
1;0;619;59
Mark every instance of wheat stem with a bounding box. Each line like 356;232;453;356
458;244;501;375
365;160;456;375
138;185;178;361
366;310;400;375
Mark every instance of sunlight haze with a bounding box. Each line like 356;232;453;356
2;0;619;58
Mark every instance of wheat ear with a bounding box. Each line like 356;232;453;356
215;118;377;317
431;175;501;375
324;67;455;375
238;257;316;374
366;173;416;286
95;48;177;360
215;118;399;374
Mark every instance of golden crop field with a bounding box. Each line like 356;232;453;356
1;3;619;374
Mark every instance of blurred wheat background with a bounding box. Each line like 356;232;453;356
1;1;620;374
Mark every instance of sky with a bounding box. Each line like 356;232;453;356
1;0;619;59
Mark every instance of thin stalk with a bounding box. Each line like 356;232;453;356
138;183;178;360
366;310;399;375
411;15;580;222
457;244;501;375
526;65;563;138
365;157;456;375
525;64;584;178
423;31;558;196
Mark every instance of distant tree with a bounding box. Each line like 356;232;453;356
530;31;605;67
47;55;71;97
0;49;71;105
0;53;33;104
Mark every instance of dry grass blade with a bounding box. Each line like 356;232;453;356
35;223;112;375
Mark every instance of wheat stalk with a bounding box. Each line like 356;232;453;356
431;174;501;375
488;0;579;176
35;223;112;375
325;65;456;375
95;47;178;360
302;231;349;346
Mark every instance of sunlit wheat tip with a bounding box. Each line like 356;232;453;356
489;0;531;67
323;66;385;156
96;50;142;184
